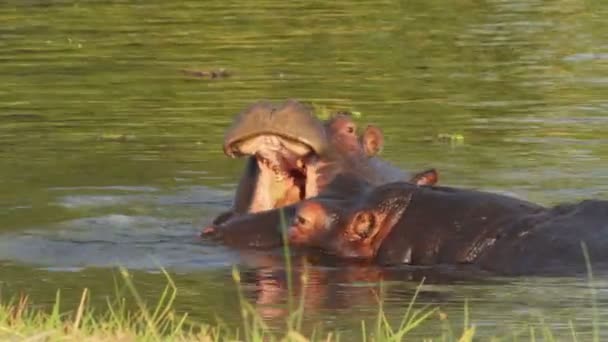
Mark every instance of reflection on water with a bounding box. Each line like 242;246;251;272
1;0;608;339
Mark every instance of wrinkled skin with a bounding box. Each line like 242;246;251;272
287;181;608;276
202;170;439;249
211;100;415;226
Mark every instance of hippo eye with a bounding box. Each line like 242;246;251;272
295;215;308;227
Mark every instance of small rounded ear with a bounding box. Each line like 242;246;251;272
350;211;377;240
361;125;384;156
409;168;439;186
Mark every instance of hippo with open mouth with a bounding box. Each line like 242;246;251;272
210;99;426;226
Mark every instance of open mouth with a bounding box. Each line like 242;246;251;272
241;135;309;181
221;99;332;213
254;136;310;202
226;133;324;212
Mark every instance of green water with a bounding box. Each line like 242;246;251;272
1;0;608;339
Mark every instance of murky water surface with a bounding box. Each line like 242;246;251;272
1;0;608;339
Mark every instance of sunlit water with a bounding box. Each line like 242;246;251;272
1;0;608;339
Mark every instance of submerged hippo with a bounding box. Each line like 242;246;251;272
201;170;439;248
211;99;420;226
287;179;608;276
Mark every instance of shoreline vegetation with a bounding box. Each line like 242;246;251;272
0;243;603;341
0;267;453;342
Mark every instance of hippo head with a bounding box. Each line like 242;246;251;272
202;169;438;249
222;99;386;214
287;179;430;259
224;99;328;166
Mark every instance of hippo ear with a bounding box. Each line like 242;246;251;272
350;211;378;241
361;125;384;157
409;168;439;186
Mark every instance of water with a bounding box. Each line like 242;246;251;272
1;0;607;339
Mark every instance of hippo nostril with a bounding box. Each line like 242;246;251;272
200;226;216;237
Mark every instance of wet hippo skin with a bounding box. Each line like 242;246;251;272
202;170;439;249
287;181;608;276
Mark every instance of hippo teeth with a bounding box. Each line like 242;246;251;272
257;156;297;181
274;170;286;181
267;163;286;180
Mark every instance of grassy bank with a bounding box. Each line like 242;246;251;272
0;241;602;341
0;264;602;341
0;267;446;341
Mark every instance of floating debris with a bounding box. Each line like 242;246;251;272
181;68;230;79
97;133;136;142
437;133;465;144
312;103;363;120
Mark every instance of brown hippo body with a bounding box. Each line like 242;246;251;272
474;199;608;275
287;181;608;276
371;184;545;266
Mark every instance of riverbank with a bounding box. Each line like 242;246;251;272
1;265;600;341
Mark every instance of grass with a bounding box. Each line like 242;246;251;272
0;267;467;342
0;267;600;341
0;242;602;341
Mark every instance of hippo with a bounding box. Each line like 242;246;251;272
201;170;439;248
210;99;420;226
287;179;608;276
